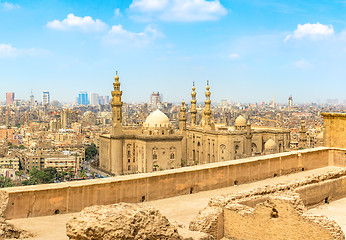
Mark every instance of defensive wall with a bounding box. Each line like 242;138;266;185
1;147;345;219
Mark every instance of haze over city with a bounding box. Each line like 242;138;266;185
1;0;346;104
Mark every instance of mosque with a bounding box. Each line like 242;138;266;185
99;73;290;175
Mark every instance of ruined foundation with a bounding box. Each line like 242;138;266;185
190;169;346;240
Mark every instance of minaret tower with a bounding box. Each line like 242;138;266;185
190;82;197;126
204;80;212;123
200;81;215;130
111;71;123;135
245;118;253;157
179;101;187;131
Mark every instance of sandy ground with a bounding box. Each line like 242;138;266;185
308;197;346;233
7;166;345;240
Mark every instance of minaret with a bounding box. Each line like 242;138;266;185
111;71;123;135
190;82;197;126
179;101;187;131
204;81;212;121
245;118;253;157
200;81;215;130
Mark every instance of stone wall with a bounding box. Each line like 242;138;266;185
322;112;346;148
190;169;346;240
0;147;345;220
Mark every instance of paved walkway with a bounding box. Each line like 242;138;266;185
7;166;344;240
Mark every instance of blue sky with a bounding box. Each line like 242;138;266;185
1;0;346;104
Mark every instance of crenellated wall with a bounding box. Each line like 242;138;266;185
0;147;345;220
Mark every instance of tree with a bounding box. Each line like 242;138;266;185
79;170;87;179
22;167;60;186
85;143;98;161
0;176;14;188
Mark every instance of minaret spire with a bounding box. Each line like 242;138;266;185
200;80;214;130
179;100;187;131
111;71;123;135
190;82;197;126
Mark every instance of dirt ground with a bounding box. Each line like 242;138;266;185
308;197;346;233
7;166;345;240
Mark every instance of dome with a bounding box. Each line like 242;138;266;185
235;115;246;127
144;109;170;128
265;139;277;150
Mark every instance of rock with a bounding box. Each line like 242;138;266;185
0;218;33;239
189;206;223;239
66;203;182;240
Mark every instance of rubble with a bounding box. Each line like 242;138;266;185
66;203;182;240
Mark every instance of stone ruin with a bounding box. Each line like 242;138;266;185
189;169;346;240
66;203;213;240
0;169;345;239
0;219;32;240
190;191;344;240
65;169;346;240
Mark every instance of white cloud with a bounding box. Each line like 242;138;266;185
129;0;227;22
228;53;239;59
0;44;47;58
104;24;163;46
130;0;168;12
285;23;334;41
0;1;19;10
294;59;314;69
46;14;108;32
114;8;123;17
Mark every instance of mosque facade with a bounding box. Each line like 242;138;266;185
99;74;290;175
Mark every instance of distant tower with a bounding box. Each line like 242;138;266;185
89;93;100;106
6;92;14;105
111;71;123;135
42;91;50;105
30;90;34;106
78;92;89;105
179;101;187;131
190;82;197;126
288;95;293;107
272;95;275;108
149;92;162;108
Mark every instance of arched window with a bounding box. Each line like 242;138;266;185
235;145;239;154
152;147;158;160
170;147;176;160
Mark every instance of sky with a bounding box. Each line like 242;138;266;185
1;0;346;104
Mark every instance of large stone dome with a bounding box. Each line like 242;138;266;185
144;109;170;128
265;139;277;150
235;115;246;127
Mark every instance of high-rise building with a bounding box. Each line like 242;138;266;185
78;91;89;105
99;96;110;105
30;90;34;106
6;92;14;105
149;92;162;108
288;95;293;107
42;91;50;105
89;93;100;106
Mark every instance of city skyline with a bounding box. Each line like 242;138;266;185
1;0;346;104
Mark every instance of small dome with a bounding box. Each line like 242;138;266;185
265;139;277;150
144;109;170;128
235;115;246;126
